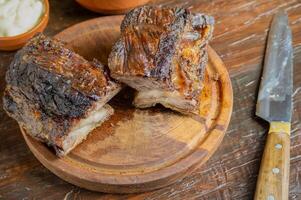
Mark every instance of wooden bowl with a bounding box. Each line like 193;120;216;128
21;16;233;193
0;0;49;51
76;0;150;14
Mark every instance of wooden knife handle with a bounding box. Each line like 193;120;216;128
254;121;290;200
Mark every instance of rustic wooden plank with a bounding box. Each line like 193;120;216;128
0;0;300;199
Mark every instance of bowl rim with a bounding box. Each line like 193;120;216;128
0;0;49;40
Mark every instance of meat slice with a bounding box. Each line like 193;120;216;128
3;34;121;156
108;6;214;114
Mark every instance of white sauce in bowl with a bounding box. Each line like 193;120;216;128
0;0;44;37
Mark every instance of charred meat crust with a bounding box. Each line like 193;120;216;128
112;6;190;81
15;34;117;101
3;34;121;154
120;7;189;81
3;89;71;150
6;34;120;118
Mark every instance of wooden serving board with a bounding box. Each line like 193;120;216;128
21;16;233;193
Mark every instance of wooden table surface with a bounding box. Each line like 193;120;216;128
0;0;300;199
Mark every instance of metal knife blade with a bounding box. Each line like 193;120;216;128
256;10;293;122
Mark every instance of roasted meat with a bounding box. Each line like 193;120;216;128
108;6;214;114
3;34;121;156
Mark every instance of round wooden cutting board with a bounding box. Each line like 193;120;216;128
21;16;233;193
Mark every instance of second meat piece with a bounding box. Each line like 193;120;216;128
108;6;214;114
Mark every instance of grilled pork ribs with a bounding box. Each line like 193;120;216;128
3;34;121;156
3;6;214;156
109;6;214;114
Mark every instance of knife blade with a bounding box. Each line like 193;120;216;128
254;10;293;200
256;10;293;122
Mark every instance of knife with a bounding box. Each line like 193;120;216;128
254;11;293;200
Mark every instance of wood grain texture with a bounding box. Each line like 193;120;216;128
18;16;232;193
0;0;301;199
254;122;290;200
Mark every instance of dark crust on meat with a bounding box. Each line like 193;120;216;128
111;6;191;82
3;34;120;155
21;34;115;101
6;34;119;118
109;6;214;109
3;89;71;150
